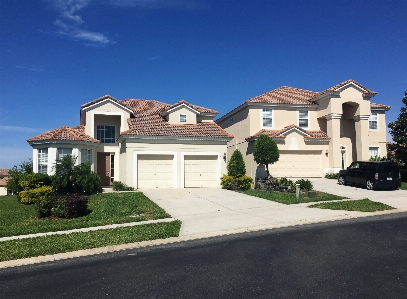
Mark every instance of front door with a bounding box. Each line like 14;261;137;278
97;152;111;186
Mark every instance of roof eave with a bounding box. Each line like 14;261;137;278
118;135;233;143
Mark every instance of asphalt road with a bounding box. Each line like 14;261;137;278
1;213;407;298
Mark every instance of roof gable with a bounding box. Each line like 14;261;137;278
81;95;133;113
316;79;377;98
246;125;330;141
246;86;319;105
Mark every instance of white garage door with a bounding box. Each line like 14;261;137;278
270;150;322;178
184;155;218;188
138;155;174;188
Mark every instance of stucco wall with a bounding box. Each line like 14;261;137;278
167;107;197;124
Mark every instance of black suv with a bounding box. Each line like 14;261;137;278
338;161;401;190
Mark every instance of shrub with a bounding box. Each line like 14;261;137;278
295;179;313;191
35;193;89;219
220;175;253;191
19;185;54;205
400;168;407;182
52;156;101;195
277;177;294;188
253;134;280;177
5;159;33;195
227;149;246;177
324;172;339;179
112;181;135;191
19;173;52;191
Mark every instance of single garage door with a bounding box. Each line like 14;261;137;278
184;155;218;188
270;150;322;178
138;155;174;188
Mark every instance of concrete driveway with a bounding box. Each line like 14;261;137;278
140;184;405;238
309;178;407;210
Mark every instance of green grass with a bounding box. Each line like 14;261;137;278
309;199;395;212
0;221;181;262
240;189;346;204
0;192;171;238
400;182;407;190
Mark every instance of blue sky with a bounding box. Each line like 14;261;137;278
1;0;406;169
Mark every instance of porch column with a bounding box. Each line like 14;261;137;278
326;114;342;171
354;115;370;161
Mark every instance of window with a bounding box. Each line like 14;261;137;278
369;146;379;158
81;149;92;164
180;114;187;123
97;125;116;143
57;148;72;160
298;110;309;128
369;112;378;130
262;109;273;127
110;154;115;183
38;149;48;174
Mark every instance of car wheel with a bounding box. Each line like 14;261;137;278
338;176;346;185
366;180;374;190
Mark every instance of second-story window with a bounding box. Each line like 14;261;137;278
369;111;378;130
299;110;309;128
180;114;187;123
262;109;273;127
38;148;48;174
97;125;116;143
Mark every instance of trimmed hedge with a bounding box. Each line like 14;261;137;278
220;175;253;191
19;185;54;205
35;193;89;219
112;181;135;191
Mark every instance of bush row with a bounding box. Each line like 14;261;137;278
35;194;89;219
112;181;135;191
324;172;339;179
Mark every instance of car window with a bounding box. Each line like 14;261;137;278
360;163;367;171
349;162;359;169
378;163;398;172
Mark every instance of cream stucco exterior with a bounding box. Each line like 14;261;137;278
217;81;390;179
29;96;231;188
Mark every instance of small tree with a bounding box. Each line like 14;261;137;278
388;90;407;168
253;134;280;177
227;149;246;177
5;159;33;195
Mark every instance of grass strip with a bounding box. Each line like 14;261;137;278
400;182;407;191
0;192;170;238
309;199;395;212
0;220;181;262
240;189;346;204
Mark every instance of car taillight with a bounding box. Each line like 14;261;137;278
375;173;378;180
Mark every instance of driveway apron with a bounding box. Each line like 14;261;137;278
141;188;367;237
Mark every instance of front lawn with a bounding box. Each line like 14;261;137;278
309;199;395;212
0;192;171;238
240;189;347;204
400;182;407;190
0;221;181;262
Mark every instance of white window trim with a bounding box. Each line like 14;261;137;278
369;145;381;158
261;108;274;129
298;110;309;129
368;111;379;131
180;114;187;123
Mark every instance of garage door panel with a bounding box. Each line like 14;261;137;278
184;155;218;188
138;155;174;188
271;151;322;178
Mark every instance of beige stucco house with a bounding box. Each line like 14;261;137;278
27;96;232;188
216;79;390;179
0;169;9;196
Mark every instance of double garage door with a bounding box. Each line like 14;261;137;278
137;154;218;188
270;150;322;178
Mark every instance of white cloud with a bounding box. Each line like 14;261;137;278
16;65;44;72
0;126;41;133
48;0;114;46
109;0;201;9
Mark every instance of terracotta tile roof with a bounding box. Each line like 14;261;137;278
27;126;100;143
81;94;123;109
246;86;319;105
123;115;233;139
370;102;391;109
247;124;330;140
0;169;9;177
119;99;169;116
0;177;7;187
318;79;377;97
167;100;218;114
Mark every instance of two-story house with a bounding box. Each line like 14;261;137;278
216;79;390;179
27;95;232;188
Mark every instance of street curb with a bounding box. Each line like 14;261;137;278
0;208;404;269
